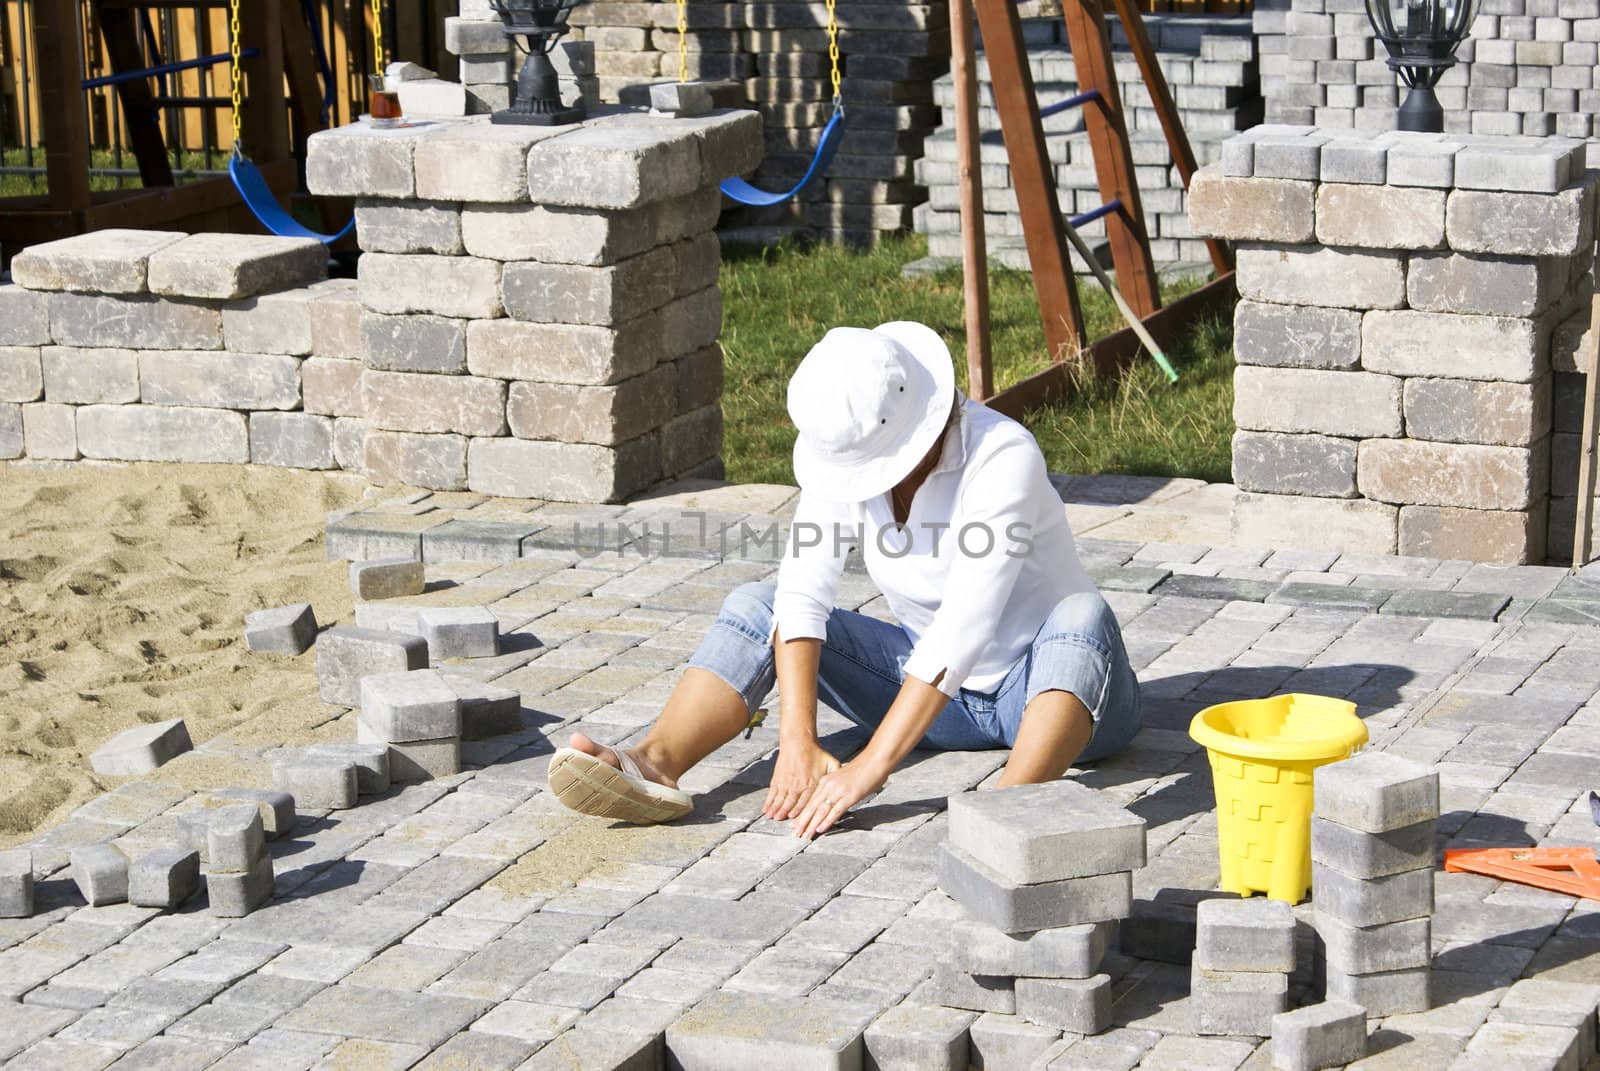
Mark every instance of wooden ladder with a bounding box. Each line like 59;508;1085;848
953;0;1237;414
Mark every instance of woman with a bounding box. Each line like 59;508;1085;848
547;321;1141;839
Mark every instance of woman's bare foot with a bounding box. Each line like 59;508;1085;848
567;731;680;790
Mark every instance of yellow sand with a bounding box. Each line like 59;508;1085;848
0;461;364;848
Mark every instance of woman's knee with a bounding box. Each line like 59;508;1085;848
1040;591;1118;647
717;581;778;640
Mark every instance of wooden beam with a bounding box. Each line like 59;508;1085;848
81;163;295;229
1104;0;1233;274
92;0;177;188
1058;0;1161;318
1574;291;1600;569
32;0;91;217
950;0;993;401
238;0;288;161
970;0;1085;363
985;272;1237;419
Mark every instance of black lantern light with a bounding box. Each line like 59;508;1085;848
1364;0;1480;132
490;0;588;126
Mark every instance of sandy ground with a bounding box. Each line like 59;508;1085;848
0;461;365;849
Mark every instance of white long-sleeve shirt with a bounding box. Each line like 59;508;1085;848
773;393;1098;697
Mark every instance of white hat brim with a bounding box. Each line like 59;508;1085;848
791;321;957;502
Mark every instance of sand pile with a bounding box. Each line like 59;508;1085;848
0;462;363;848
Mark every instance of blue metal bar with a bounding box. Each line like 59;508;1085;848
81;49;259;91
1069;197;1121;229
1038;87;1100;119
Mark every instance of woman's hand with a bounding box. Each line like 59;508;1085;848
762;740;841;821
790;758;890;840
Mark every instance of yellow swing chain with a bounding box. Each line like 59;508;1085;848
677;0;689;83
371;0;386;75
228;0;243;155
826;0;841;112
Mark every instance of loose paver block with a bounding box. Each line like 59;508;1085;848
665;989;873;1070
862;1002;973;1071
966;1012;1061;1069
316;626;429;707
946;781;1146;884
71;843;129;906
210;788;297;839
1463;1021;1581;1071
441;674;524;740
417;606;501;660
207;854;275;917
1191;964;1290;1037
937;843;1132;934
1310;862;1433;926
1493;979;1600;1053
1315;913;1430;974
204;804;266;873
351;558;426;600
1195;898;1296;973
358;669;463;742
0;848;34;917
1309;817;1435;879
381;736;463;782
924;962;1017;1014
1271;1000;1366;1071
128;847;201;909
1313;752;1439;833
1014;974;1111;1034
650;81;714;117
950;918;1112;979
89;717;193;775
272;752;360;809
1322;964;1430;1016
244;603;318;655
146;233;326;300
9;228;186;293
306;742;392;795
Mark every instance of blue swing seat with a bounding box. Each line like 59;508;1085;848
229;152;354;244
719;108;846;207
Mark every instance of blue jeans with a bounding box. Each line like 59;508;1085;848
686;581;1142;763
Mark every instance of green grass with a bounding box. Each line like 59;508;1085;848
719;233;1236;486
1;148;226;199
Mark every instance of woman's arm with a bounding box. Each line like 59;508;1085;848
762;632;843;819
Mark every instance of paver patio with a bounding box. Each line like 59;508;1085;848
4;476;1600;1070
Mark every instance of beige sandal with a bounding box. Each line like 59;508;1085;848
547;745;694;824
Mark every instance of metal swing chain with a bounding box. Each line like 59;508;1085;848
371;0;385;74
677;0;688;83
228;0;243;155
826;0;841;113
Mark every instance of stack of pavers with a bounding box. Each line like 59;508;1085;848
1191;898;1296;1036
931;781;1146;1034
1310;751;1439;1015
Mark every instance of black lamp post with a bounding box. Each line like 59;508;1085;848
490;0;588;126
1365;0;1480;132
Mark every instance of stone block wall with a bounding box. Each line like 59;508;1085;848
1190;125;1596;564
1551;309;1599;560
1;110;757;505
916;14;1260;268
1257;0;1600;138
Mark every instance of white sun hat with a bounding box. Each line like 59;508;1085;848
787;321;957;502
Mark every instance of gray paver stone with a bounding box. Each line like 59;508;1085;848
1310;862;1433;926
441;674;524;740
862;1002;973;1071
210;789;296;840
1463;1021;1581;1071
950;918;1112;978
380;736;462;782
417;606;500;660
1380;589;1510;620
204;804;266;873
1270;1000;1366;1071
10;228;186;293
422;520;543;563
72;843;130;906
924;962;1016;1014
351;558;426;600
1191;964;1289;1037
358;669;463;742
966;1011;1061;1069
1315;912;1431;974
665;989;874;1070
1492;978;1600;1053
128;847;201;909
315;626;429;707
305;743;391;795
88;718;193;775
0;847;35;917
207;854;275;917
937;843;1132;934
1309;816;1435;879
1195;898;1296;973
946;781;1146;884
1013;974;1111;1034
272;753;360;810
651;81;714;116
244;603;318;655
1314;752;1440;833
281;983;492;1048
146;234;326;301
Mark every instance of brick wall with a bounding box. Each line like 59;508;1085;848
0;110;761;505
1191;125;1596;564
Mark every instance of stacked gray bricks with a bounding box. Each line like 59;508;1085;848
1190;125;1597;564
203;804;275;917
1192;898;1295;1036
932;781;1145;1035
1311;751;1438;1016
1259;0;1600;138
917;13;1261;267
0;229;351;468
305;110;759;501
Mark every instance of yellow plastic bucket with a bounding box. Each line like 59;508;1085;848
1189;693;1368;904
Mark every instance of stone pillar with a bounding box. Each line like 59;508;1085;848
306;109;760;503
1191;126;1596;565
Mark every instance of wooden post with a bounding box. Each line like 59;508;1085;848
33;0;90;216
239;0;288;162
950;0;993;400
1574;292;1600;570
971;0;1085;363
93;1;176;188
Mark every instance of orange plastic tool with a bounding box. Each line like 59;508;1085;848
1443;847;1600;901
